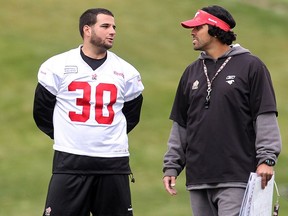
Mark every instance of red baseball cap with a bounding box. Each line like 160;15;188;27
181;10;231;32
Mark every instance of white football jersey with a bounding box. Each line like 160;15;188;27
38;46;144;157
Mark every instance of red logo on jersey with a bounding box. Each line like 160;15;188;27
92;74;97;80
113;71;124;79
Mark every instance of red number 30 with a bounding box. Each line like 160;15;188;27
68;81;117;124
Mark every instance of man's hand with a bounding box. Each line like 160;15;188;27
163;176;177;195
256;163;274;189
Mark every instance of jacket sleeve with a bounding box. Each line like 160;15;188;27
33;83;56;139
255;112;282;166
122;94;143;134
163;121;187;177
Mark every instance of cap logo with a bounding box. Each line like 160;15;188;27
208;18;217;24
181;10;231;32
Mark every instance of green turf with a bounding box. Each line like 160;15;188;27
0;0;287;215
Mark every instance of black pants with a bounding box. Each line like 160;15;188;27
43;174;133;216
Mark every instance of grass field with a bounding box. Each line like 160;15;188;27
0;0;287;215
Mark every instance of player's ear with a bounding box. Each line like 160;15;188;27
83;25;91;37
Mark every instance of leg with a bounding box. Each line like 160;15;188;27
43;174;91;216
189;189;217;216
211;187;245;216
91;175;133;216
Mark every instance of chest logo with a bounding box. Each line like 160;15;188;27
114;71;124;79
92;74;97;80
192;80;199;90
226;75;236;85
64;66;78;74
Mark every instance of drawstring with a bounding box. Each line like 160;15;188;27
273;181;280;216
130;173;135;183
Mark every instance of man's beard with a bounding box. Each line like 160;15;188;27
90;32;113;50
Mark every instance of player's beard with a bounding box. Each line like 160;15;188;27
90;30;113;51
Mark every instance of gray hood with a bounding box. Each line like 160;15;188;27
199;44;251;60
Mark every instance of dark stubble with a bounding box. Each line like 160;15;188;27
90;30;113;50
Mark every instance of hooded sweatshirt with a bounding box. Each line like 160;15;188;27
163;44;281;187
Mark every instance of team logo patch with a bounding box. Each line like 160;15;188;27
64;66;78;74
92;74;97;80
226;75;235;85
192;80;199;90
45;207;52;216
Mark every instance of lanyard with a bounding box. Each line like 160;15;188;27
202;56;232;109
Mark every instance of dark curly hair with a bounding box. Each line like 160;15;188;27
202;5;237;45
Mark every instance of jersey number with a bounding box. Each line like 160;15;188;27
68;81;117;124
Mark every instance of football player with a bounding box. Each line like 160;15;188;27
33;8;144;216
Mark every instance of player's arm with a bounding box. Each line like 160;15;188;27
122;94;143;133
33;83;56;139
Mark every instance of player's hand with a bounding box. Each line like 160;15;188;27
256;164;274;189
163;176;177;196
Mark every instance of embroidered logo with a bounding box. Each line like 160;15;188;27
192;80;199;90
128;205;133;212
113;71;124;79
92;74;97;80
64;66;78;74
45;207;52;216
40;70;47;75
226;75;235;85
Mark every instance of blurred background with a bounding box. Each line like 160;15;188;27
0;0;287;215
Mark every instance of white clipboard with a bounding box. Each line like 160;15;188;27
239;172;275;216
